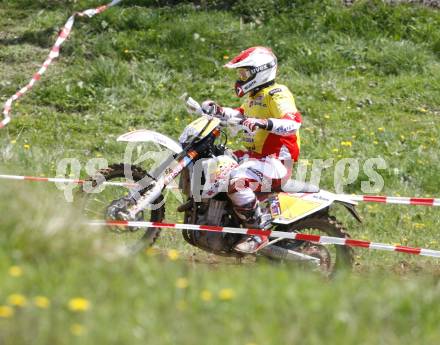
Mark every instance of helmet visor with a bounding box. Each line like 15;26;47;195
237;68;252;82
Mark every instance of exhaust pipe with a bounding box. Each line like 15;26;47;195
259;245;321;266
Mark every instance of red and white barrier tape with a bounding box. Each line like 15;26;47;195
1;173;439;207
89;220;440;258
344;195;440;207
0;174;136;188
0;0;123;129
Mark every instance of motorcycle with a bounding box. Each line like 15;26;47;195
81;97;361;274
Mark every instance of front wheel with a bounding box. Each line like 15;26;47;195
274;214;354;275
80;163;165;253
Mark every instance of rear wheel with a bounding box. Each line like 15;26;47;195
80;163;165;253
274;214;353;275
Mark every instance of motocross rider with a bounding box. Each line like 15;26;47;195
202;46;301;253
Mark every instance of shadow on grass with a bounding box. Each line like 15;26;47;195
0;28;56;49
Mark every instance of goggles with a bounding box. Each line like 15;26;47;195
237;68;253;82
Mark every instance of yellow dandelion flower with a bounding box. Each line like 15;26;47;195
377;127;384;132
400;135;405;140
124;49;129;54
33;296;50;309
223;55;229;60
418;107;427;113
218;288;235;301
332;148;339;153
0;306;14;318
68;298;90;312
340;141;352;147
23;144;30;150
167;249;180;261
200;289;213;302
373;141;378;145
70;323;86;336
176;278;189;289
8;265;23;277
7;294;27;307
324;115;330;119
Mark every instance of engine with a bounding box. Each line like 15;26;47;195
185;198;240;255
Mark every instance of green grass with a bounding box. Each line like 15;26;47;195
1;0;440;343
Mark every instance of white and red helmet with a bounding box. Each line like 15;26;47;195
224;46;277;97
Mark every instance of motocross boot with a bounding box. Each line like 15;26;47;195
232;199;269;254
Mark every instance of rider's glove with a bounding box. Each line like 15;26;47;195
201;100;224;118
241;118;271;132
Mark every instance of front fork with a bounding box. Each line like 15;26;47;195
126;150;198;218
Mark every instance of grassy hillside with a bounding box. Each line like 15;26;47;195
1;0;440;344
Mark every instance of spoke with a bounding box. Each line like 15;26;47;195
92;198;106;204
84;208;103;217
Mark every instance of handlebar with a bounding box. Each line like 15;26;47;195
185;97;252;134
185;97;205;116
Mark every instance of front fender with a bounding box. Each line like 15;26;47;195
117;130;183;154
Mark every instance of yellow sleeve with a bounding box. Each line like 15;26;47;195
268;87;298;119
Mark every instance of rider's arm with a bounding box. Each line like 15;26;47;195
266;112;302;136
266;87;302;136
221;106;245;121
201;100;244;121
